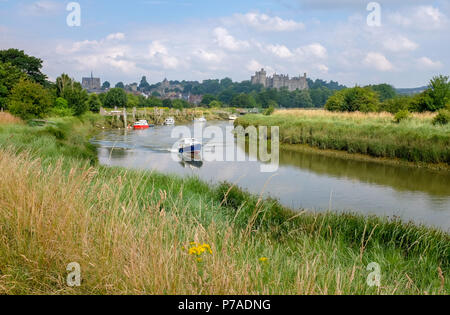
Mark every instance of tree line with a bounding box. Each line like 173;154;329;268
324;77;450;124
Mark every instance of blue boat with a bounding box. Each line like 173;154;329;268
178;138;202;154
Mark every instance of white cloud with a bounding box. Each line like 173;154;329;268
106;33;126;41
317;64;329;73
55;34;139;74
364;52;393;71
148;41;179;69
383;36;418;52
295;43;327;59
235;12;304;32
213;27;249;51
20;1;62;16
193;49;223;63
266;44;293;58
246;59;274;74
417;57;443;69
389;6;447;30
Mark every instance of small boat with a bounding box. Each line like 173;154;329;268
133;120;150;130
165;117;175;125
178;138;202;154
228;115;238;121
194;117;207;123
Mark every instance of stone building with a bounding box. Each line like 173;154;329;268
82;72;101;92
251;69;308;91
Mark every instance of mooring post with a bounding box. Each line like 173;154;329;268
123;108;127;129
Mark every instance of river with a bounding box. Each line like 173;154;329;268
91;121;450;232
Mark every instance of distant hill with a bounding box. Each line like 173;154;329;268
396;86;427;95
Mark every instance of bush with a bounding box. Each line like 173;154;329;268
50;97;74;117
7;79;52;120
394;110;410;123
432;109;450;125
104;88;127;108
263;106;275;116
325;87;379;112
86;94;102;113
379;96;410;114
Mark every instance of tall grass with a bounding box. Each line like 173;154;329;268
0;116;448;294
236;110;450;165
0;112;23;125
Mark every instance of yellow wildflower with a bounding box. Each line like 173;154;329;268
259;257;268;262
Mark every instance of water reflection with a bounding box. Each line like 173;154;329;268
91;121;450;231
180;152;204;169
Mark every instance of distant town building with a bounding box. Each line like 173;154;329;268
188;94;203;105
82;72;101;92
251;69;308;91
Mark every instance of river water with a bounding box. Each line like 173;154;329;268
91;121;450;232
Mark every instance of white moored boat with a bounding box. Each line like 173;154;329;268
165;117;175;125
228;115;238;121
194;117;207;123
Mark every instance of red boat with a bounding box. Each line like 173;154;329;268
133;120;150;130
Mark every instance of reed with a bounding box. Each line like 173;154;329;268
0;116;448;295
236;110;450;165
0;112;23;125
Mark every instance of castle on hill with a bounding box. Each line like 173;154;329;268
251;69;308;91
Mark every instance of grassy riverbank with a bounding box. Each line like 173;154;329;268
236;110;450;166
0;112;448;294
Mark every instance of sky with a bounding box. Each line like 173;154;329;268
0;0;448;88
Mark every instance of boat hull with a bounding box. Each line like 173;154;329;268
133;125;149;130
179;143;202;154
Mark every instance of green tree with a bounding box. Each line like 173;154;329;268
0;49;47;84
172;99;184;110
146;96;163;107
104;88;128;108
410;90;434;112
101;81;111;90
127;93;139;108
55;74;88;116
325;91;345;111
0;62;26;109
294;90;313;108
200;94;216;106
139;76;151;92
115;82;125;89
86;94;102;113
64;82;88;116
162;98;173;108
50;97;74;117
343;87;379;112
7;79;52;119
56;73;74;98
209;100;222;108
368;84;397;102
379;96;411;114
427;75;450;111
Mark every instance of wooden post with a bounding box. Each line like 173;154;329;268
123;108;127;129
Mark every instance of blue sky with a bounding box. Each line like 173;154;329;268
0;0;449;87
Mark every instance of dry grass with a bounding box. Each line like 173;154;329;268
0;112;22;125
0;149;447;294
274;109;436;122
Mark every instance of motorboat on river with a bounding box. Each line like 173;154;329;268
178;138;202;154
